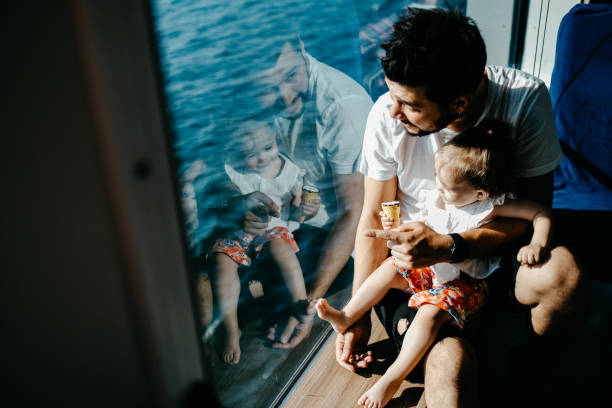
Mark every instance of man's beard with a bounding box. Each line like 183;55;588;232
273;92;305;119
405;108;460;137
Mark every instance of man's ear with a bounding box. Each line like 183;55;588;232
476;190;489;201
452;95;471;116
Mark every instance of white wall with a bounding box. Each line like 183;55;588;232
467;0;515;67
468;0;580;86
521;0;579;86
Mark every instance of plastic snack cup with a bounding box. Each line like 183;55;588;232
381;201;401;227
300;185;320;223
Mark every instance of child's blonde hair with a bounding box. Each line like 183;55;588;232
435;119;514;198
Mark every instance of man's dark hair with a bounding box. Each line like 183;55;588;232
381;7;487;106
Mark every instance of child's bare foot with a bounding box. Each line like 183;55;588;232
222;330;241;365
357;372;403;408
315;298;350;333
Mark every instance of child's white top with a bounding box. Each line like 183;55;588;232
413;189;507;283
225;154;305;232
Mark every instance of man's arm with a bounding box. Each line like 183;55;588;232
307;172;364;299
334;175;397;372
272;172;363;350
373;172;554;268
352;176;398;293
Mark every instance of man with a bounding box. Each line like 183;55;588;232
336;8;587;406
217;29;373;348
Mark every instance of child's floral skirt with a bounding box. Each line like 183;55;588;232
387;257;487;328
212;226;299;267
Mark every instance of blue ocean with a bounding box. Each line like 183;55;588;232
149;0;465;252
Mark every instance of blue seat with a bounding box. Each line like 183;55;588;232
548;7;612;405
550;4;612;283
551;4;612;211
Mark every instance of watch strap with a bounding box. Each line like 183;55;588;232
448;233;468;264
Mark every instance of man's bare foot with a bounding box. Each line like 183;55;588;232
222;330;241;365
315;298;350;333
357;372;403;408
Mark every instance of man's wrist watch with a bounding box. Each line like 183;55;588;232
448;233;468;264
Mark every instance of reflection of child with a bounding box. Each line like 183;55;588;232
317;122;554;407
211;119;315;365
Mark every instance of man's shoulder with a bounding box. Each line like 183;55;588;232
364;92;401;138
484;65;552;120
308;54;372;104
367;91;394;120
487;65;547;91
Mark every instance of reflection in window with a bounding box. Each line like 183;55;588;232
150;0;465;406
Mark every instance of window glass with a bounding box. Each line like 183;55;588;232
149;1;465;406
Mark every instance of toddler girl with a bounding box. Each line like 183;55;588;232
211;119;316;364
316;121;553;407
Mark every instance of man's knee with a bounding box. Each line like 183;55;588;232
514;246;582;306
515;246;587;336
423;337;477;407
425;336;476;377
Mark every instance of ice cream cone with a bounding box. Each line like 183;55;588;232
300;185;319;223
381;201;401;227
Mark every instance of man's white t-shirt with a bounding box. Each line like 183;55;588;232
275;53;373;227
359;65;563;223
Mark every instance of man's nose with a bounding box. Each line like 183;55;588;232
389;100;404;119
279;82;295;105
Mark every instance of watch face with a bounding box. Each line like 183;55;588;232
449;240;457;263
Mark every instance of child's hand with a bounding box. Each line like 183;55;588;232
301;198;320;220
517;243;547;265
379;211;400;230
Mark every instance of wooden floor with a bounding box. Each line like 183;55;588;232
205;285;356;407
283;311;424;408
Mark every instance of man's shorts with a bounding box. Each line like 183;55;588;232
388;257;488;328
211;226;298;267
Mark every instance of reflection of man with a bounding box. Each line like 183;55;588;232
337;8;587;406
224;36;373;347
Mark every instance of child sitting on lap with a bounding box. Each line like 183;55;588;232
211;118;318;365
316;121;553;407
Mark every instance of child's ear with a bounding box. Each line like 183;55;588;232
476;190;489;200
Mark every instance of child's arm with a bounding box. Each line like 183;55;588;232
487;199;554;265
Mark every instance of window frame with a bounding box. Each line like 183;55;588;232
73;0;214;404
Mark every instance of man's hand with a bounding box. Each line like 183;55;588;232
365;221;452;269
335;316;373;372
270;315;313;349
268;298;316;349
229;191;279;235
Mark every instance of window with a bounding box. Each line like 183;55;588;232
148;1;470;406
